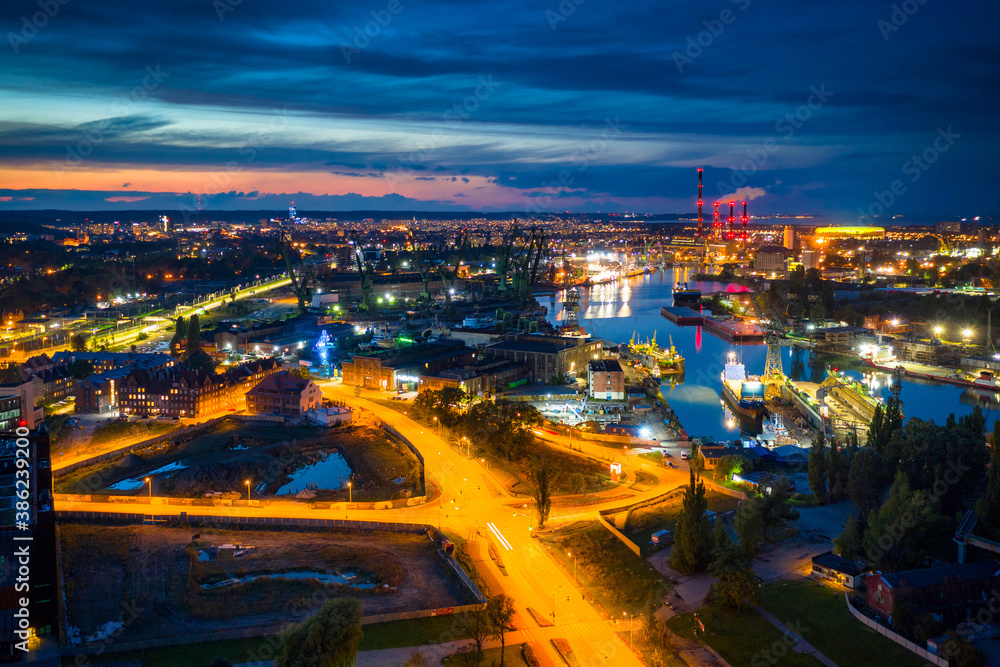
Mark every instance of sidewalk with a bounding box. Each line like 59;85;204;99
754;606;838;667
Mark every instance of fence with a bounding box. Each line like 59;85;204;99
844;594;948;667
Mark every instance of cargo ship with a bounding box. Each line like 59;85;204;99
672;282;702;305
720;353;765;422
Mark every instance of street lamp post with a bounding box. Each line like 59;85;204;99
145;477;152;501
624;612;634;648
347;481;352;503
245;479;251;501
568;551;577;584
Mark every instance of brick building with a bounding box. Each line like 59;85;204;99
418;357;527;396
587;358;625;400
118;357;281;418
866;561;1000;626
247;371;323;417
341;340;474;391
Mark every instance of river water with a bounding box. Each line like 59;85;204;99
537;268;1000;441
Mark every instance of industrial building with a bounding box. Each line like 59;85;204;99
484;334;603;383
246;371;323;417
341;340;475;391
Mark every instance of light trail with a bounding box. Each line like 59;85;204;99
486;522;513;550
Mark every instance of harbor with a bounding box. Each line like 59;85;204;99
538;267;1000;443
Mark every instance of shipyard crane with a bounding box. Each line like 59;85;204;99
407;229;435;303
496;221;520;293
278;230;314;315
747;289;789;400
350;231;376;311
440;227;468;313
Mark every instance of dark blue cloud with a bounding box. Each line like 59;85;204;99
0;0;996;216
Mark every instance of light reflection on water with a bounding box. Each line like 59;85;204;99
538;268;1000;441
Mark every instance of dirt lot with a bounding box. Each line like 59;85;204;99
55;420;421;501
60;523;477;645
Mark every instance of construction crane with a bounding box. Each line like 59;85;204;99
278;230;313;315
350;231;375;311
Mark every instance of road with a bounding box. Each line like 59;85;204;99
54;381;693;666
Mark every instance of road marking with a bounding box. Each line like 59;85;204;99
486;522;513;550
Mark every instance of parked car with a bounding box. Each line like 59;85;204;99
680;451;689;460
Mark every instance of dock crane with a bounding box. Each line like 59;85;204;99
278;230;313;315
496;222;520;294
748;289;790;400
440;228;468;313
350;231;375;311
407;229;435;303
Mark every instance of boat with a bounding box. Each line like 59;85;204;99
758;414;799;448
672;282;702;305
973;371;999;392
629;331;685;377
720;354;765;421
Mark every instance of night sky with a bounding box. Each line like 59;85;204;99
0;0;997;219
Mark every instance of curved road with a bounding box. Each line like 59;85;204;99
56;381;693;666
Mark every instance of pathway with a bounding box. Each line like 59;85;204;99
754;606;839;667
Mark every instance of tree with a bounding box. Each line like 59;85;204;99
688;440;705;475
809;300;826;322
847;446;883;519
70;332;88;351
488;593;516;667
69;358;94;380
669;470;712;573
708;519;761;611
808;431;828;503
185;313;201;359
532;457;553;529
170;316;187;357
733;499;764;558
715;455;749;482
275;598;363;667
758;477;799;539
833;514;864;560
456;605;491;663
864;471;947;571
977;420;1000;540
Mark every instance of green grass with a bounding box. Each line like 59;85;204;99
90;419;175;445
543;522;669;616
442;644;530;666
667;605;820;667
82;614;476;667
759;580;928;667
620;490;741;550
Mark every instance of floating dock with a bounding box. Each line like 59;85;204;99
660;306;704;325
703;318;764;344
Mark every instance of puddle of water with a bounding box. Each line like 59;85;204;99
201;570;376;590
277;453;352;495
108;461;188;490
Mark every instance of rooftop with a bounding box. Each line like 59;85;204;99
881;561;1000;589
589;358;623;373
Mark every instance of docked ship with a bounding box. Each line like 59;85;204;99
720;353;765;423
672;282;702;305
630;331;685;377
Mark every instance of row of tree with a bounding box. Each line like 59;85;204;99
818;400;995;572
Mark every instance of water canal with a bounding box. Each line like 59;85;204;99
537;268;1000;441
